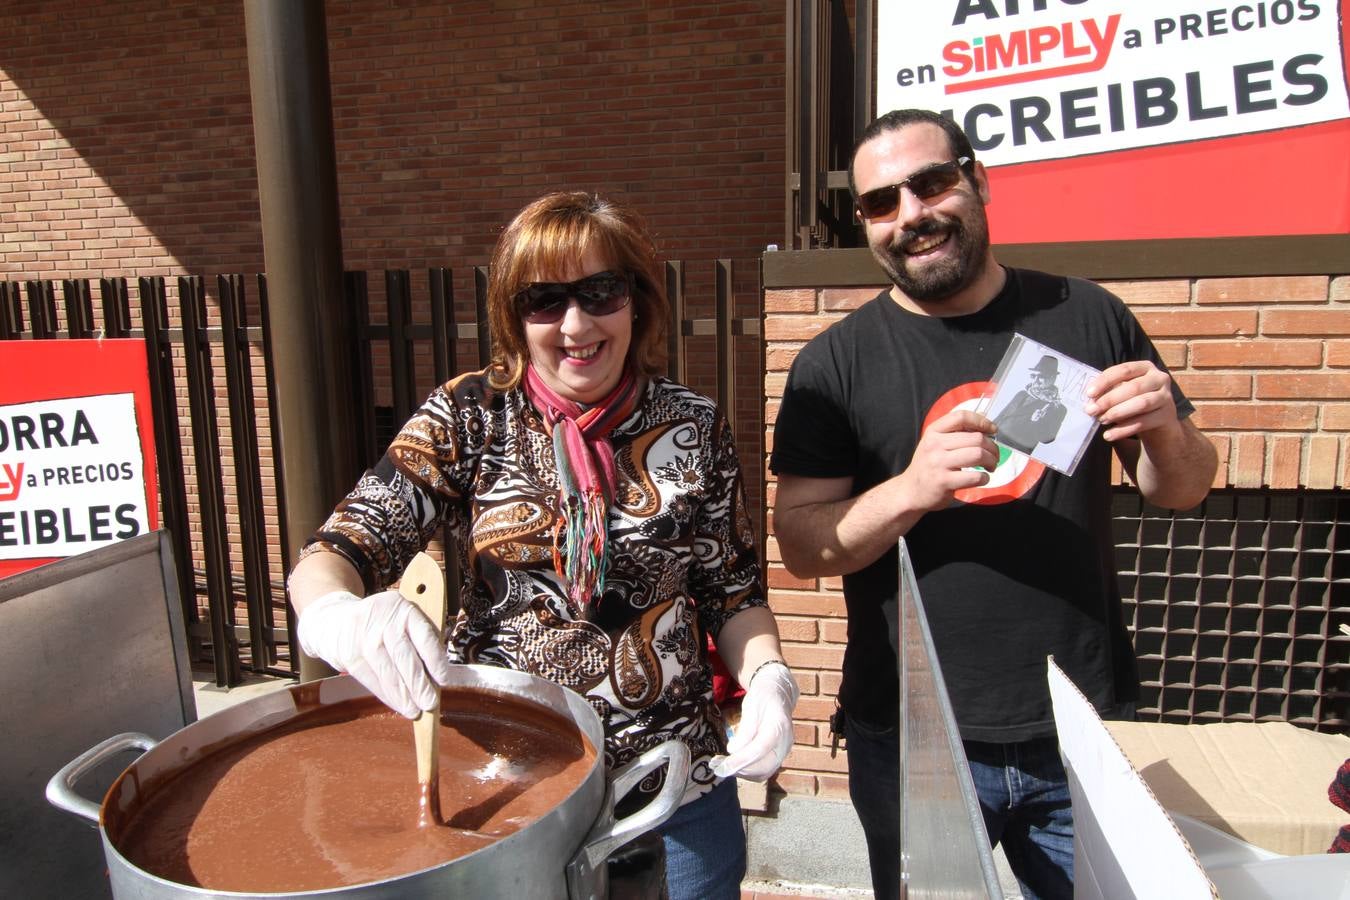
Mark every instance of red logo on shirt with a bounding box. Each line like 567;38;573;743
921;382;1044;505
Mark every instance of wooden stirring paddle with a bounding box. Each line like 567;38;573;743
398;551;447;828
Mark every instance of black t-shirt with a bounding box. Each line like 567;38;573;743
770;267;1193;742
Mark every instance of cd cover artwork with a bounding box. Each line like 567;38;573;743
980;334;1101;477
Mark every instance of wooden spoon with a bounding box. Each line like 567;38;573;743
398;551;447;828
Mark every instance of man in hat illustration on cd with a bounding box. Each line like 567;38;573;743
994;354;1068;455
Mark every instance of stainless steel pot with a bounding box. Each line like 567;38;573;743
47;666;689;899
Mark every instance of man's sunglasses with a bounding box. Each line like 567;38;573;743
515;270;635;324
855;157;973;221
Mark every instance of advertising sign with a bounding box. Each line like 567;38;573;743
876;1;1350;243
0;340;159;579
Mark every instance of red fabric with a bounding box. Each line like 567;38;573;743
708;635;744;707
1330;758;1350;854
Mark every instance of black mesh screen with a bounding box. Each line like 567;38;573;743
1113;490;1349;733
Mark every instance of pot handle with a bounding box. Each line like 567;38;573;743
565;739;691;899
46;732;158;824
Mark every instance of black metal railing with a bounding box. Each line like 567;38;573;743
1;262;764;686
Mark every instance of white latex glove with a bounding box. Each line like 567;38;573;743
296;589;454;719
711;660;799;782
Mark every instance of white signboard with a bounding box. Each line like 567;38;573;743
876;0;1350;166
0;393;151;560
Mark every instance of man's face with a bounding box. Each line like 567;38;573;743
853;123;992;305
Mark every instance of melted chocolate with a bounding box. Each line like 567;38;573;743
111;689;595;892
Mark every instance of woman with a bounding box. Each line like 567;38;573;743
288;191;797;899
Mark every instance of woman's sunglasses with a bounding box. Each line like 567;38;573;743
515;270;635;324
855;157;972;221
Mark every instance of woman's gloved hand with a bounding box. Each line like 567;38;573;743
296;589;454;719
711;660;799;782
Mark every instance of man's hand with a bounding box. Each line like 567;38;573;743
1085;360;1179;443
297;589;455;718
898;409;1000;513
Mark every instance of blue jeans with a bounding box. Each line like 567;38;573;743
843;715;902;899
844;717;1074;900
657;776;745;900
965;737;1074;900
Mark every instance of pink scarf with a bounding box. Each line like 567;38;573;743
524;365;640;610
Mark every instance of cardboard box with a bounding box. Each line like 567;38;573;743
1051;659;1350;899
1105;720;1349;857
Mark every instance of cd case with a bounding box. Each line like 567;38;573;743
979;334;1101;477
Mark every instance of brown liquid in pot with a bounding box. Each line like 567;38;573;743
112;689;596;892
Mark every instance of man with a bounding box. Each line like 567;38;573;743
770;109;1217;900
994;354;1067;455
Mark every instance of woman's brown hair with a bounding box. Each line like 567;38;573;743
486;192;668;392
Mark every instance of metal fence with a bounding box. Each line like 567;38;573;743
0;261;765;686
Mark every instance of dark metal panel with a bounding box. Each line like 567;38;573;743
665;260;686;383
179;276;239;687
715;259;734;425
345;271;379;465
474;266;491;369
386;269;415;422
25;280;58;337
61;279;94;338
218;274;276;670
99;277;132;338
257;273;299;676
0;281;22;338
428;267;457;385
138;276;198;645
853;0;874;140
0;532;193;900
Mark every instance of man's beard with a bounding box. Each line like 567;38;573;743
871;209;990;303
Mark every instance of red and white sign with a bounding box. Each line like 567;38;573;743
876;0;1350;242
0;340;158;579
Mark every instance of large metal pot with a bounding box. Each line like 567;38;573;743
47;666;689;899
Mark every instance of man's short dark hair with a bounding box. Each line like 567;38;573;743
848;109;978;199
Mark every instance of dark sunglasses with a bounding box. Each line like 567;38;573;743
515;270;635;324
855;157;972;220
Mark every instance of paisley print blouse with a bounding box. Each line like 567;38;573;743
301;370;767;804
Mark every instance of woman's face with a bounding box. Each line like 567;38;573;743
522;247;634;405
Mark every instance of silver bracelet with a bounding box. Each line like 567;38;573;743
748;658;789;686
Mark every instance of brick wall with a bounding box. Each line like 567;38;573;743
763;271;1350;798
1;0;784;279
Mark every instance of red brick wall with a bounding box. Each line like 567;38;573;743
1;0;784;279
763;272;1350;798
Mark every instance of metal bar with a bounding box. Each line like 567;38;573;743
715;259;735;428
99;278;133;338
138;276;199;649
243;0;356;685
26;280;58;338
428;267;456;385
474;266;491;369
346;271;379;463
784;0;799;251
257;273;298;676
178;275;239;687
797;0;818;249
218;274;275;670
664;260;686;383
0;282;22;338
855;0;876;139
62;279;95;338
386;269;415;422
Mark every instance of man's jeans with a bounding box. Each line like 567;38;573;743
844;716;1073;900
965;736;1074;900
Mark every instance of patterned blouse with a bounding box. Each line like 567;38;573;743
301;370;767;804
